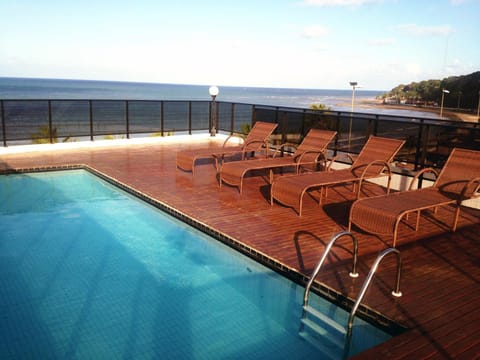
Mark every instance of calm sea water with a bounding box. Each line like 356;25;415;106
0;77;441;119
0;77;381;110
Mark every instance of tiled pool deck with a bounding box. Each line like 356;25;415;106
1;136;479;359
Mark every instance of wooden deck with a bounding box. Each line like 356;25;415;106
1;137;479;359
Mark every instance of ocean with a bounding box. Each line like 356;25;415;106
0;77;441;119
0;77;379;110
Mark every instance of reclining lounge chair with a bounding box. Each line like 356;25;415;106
219;128;337;194
176;121;278;176
270;136;405;216
348;148;480;247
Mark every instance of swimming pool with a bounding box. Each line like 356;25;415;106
0;169;390;359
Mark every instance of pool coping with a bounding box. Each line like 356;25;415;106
0;164;406;335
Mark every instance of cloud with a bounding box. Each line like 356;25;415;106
368;38;396;46
301;25;329;38
395;24;453;36
302;0;382;6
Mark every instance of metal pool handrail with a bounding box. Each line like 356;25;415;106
302;231;359;308
347;247;402;333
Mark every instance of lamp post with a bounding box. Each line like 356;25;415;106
439;88;449;119
209;86;219;136
348;81;358;149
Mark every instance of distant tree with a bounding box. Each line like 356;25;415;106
380;71;480;109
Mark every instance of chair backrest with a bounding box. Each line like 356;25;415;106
435;148;480;197
293;129;337;159
243;121;278;151
351;136;405;176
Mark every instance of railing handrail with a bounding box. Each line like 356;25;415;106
347;247;402;333
302;231;359;308
1;99;478;171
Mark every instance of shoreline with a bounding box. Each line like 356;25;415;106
358;99;479;123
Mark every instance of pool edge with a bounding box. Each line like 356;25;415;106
0;164;407;336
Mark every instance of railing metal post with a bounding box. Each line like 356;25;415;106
1;100;6;147
48;100;53;144
333;111;341;156
301;109;306;136
419;123;430;169
230;102;235;134
160;101;164;136
188;101;192;135
125;100;130;139
89;100;94;141
373;114;379;135
280;110;287;144
414;120;424;170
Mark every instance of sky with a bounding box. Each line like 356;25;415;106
1;0;479;91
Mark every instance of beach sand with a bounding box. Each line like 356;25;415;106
357;99;479;123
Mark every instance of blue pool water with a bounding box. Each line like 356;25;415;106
0;170;390;359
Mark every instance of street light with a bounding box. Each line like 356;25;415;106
439;88;449;119
209;86;219;136
348;81;358;149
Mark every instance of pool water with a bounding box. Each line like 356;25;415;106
0;170;390;359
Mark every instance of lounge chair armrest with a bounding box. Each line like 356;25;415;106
270;142;298;158
222;134;245;148
238;139;271;159
408;168;439;190
358;160;392;180
356;160;393;200
295;150;328;173
241;138;269;150
295;150;327;165
326;153;355;171
460;177;480;201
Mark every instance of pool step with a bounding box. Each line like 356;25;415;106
300;305;347;351
298;330;344;360
303;305;346;334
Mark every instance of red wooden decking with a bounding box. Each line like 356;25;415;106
1;137;479;359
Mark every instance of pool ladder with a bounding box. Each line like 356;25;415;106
299;231;402;357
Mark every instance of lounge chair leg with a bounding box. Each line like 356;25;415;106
318;187;324;206
452;206;461;231
415;210;421;231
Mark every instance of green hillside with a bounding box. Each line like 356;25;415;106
381;71;480;110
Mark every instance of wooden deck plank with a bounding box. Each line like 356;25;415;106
1;138;479;359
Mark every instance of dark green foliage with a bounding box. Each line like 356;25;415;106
380;71;480;109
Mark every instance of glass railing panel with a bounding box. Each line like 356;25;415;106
4;100;49;143
91;100;127;139
163;101;189;133
51;100;91;142
232;103;253;133
190;101;210;132
128;100;162;136
424;123;480;168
